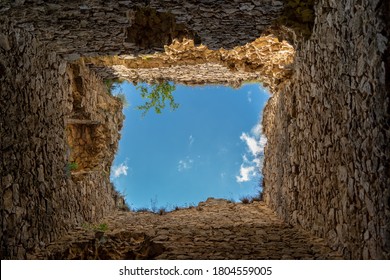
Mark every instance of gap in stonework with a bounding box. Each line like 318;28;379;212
109;81;270;212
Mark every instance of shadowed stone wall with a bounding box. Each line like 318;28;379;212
0;20;124;259
2;0;283;58
263;0;389;259
1;0;389;260
0;20;70;259
1;0;285;259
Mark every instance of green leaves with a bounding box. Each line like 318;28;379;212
67;162;78;171
136;81;179;117
104;78;125;95
104;79;179;116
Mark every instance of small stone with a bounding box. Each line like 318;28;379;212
37;165;45;182
0;33;11;51
2;174;13;188
153;235;169;241
3;188;13;210
337;166;348;183
364;230;369;241
376;33;388;54
364;195;375;217
58;62;67;75
65;53;81;61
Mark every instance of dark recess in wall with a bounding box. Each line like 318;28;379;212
381;0;390;254
276;0;315;39
125;7;201;50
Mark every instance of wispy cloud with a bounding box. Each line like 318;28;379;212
236;120;267;183
247;91;252;103
240;132;261;156
259;135;267;151
189;135;194;146
251;123;261;138
112;161;129;178
236;165;255;182
178;157;194;172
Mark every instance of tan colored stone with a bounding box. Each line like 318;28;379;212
29;199;339;260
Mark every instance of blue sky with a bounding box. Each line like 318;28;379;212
110;82;269;211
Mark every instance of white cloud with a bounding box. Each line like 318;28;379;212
189;135;194;146
247;91;252;103
259;134;267;151
242;154;249;163
236;120;267;183
240;132;261;156
251;123;261;138
112;162;129;178
178;158;194;172
236;165;255;182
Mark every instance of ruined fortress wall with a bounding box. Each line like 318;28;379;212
0;21;122;259
0;0;284;259
87;36;294;89
3;0;283;58
263;0;389;259
1;0;389;260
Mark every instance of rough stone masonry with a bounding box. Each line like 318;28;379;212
0;0;284;259
263;0;389;259
0;0;389;260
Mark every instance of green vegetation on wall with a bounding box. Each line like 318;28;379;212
104;78;125;95
67;162;78;172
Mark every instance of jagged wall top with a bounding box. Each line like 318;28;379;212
84;36;294;89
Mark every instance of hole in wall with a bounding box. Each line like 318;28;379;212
109;81;270;212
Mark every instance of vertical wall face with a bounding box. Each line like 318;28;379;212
1;0;285;259
0;22;69;259
2;0;389;260
263;0;389;259
0;22;124;259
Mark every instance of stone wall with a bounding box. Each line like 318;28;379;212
1;20;69;259
1;0;287;260
86;36;294;89
0;21;124;259
2;0;283;58
263;0;389;259
2;0;389;260
66;61;124;174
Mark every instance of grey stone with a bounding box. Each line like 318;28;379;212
0;33;11;51
3;188;13;210
376;33;388;54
